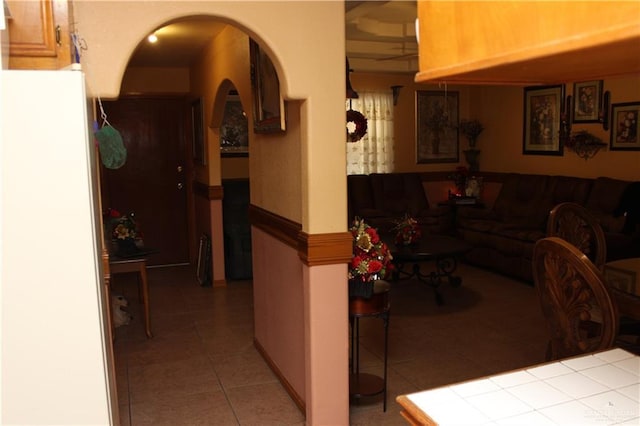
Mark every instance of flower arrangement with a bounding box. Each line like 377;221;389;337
459;119;484;148
346;109;368;142
393;215;422;246
105;208;142;241
349;217;393;282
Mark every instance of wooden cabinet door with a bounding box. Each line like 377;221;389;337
7;0;71;69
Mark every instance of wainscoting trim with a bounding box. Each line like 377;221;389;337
193;181;223;200
248;204;351;266
254;338;305;414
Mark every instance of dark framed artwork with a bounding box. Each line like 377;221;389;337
191;98;206;165
523;85;565;156
416;90;459;164
610;102;640;151
220;94;249;157
250;39;286;133
573;80;603;123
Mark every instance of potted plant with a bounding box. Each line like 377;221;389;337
459;119;484;172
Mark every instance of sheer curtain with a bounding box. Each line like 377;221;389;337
346;91;394;175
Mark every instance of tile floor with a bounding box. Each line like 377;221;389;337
111;262;549;425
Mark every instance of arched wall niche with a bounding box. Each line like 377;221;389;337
211;79;250;128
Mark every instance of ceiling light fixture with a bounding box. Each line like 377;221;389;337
147;33;158;44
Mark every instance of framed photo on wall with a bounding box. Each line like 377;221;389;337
191;98;206;165
523;85;565;156
249;39;286;133
416;90;459;164
610;102;640;151
573;80;603;123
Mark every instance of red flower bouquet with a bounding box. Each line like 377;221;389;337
393;215;422;246
349;218;393;283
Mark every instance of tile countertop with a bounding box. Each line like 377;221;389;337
396;348;640;425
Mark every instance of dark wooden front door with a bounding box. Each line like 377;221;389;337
101;97;190;266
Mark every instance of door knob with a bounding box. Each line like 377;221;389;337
177;165;183;172
177;183;184;190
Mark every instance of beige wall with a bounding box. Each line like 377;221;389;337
353;72;640;181
121;67;190;94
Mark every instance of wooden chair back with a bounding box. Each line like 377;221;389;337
547;202;607;270
533;237;619;360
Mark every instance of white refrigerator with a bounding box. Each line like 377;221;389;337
1;69;116;424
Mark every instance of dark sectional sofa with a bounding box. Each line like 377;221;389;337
348;172;640;283
348;172;453;235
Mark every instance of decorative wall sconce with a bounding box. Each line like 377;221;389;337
600;90;611;131
391;85;403;105
560;95;572;145
565;130;607;160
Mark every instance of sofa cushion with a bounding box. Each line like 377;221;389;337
370;173;429;216
492;173;550;229
547;176;593;205
348;174;375;220
585;177;630;233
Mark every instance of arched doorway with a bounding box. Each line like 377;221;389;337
75;3;349;424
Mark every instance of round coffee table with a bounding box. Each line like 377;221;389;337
386;235;472;305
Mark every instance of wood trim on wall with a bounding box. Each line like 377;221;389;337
193;181;223;200
248;204;352;266
254;338;305;414
297;232;352;266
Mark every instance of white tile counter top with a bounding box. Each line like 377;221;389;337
396;348;639;425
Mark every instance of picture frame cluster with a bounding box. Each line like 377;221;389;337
522;81;639;155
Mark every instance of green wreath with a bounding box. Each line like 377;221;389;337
346;109;368;142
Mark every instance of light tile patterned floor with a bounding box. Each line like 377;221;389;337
111;263;549;425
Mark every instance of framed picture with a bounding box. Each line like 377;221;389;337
572;80;603;123
416;90;459;164
523;85;565;156
610;102;640;151
250;39;286;133
220;93;249;157
191;98;206;165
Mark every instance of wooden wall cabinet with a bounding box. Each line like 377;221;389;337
6;0;72;70
416;1;640;84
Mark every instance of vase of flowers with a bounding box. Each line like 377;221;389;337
105;208;143;256
393;214;422;246
348;218;393;299
459;119;484;172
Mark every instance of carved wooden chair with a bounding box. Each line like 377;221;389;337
533;237;619;360
546;202;607;271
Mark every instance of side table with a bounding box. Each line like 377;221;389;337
349;280;390;412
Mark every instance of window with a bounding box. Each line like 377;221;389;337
346;91;394;175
